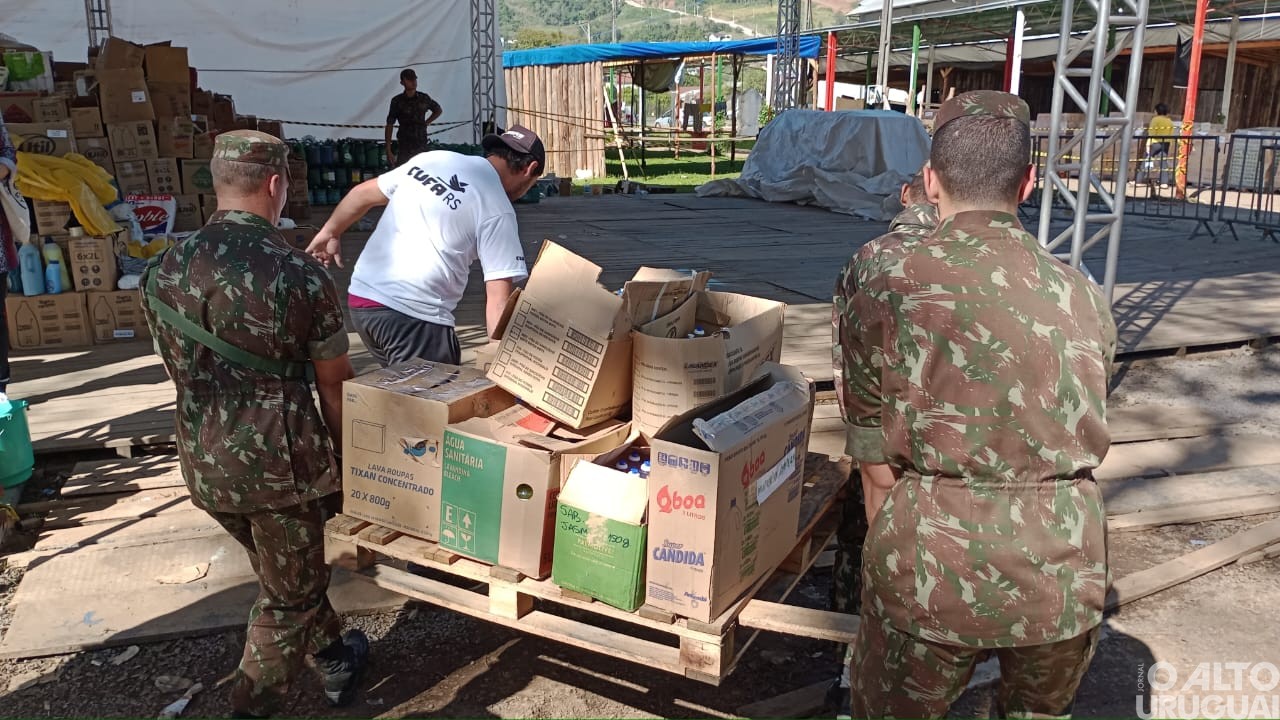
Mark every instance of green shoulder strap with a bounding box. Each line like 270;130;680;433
143;252;315;382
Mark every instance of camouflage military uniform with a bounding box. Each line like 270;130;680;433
142;132;352;717
387;90;442;162
830;201;940;697
837;92;1117;718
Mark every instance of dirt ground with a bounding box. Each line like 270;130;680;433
1;348;1279;718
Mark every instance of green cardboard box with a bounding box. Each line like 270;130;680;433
552;444;649;611
441;405;632;578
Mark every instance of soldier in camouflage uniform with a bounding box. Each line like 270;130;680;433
836;91;1117;718
828;172;938;715
386;68;443;165
141;130;368;718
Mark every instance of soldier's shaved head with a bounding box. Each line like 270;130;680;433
212;159;278;197
928;90;1033;208
901;172;928;206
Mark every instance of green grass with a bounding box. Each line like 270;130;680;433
574;145;754;193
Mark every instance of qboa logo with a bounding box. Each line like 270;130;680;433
655;484;705;514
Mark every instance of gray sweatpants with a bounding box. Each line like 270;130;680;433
350;306;461;367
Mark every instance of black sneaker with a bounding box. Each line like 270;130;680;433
825;678;851;720
318;629;369;707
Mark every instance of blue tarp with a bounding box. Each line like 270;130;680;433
503;36;821;69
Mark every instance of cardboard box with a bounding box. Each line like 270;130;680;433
148;81;191;118
33;200;73;235
632;291;786;436
173;194;202;232
95;37;146;71
646;364;813;622
191;89;213;117
211;94;235;130
258;119;285;139
181;159;214;195
76;136;115;176
114;160;151;195
342;361;516;542
97;68;154;124
87;290;148;342
7;122;76;157
69;235;120;292
279;226;317;249
156;115;195;158
148;158;181;194
5;293;92;351
192;132;215;159
552;440;649;611
33;95;68;122
107;120;158;161
487;243;708;429
0;92;40;123
70;105;105;137
441;406;632;578
144;45;190;84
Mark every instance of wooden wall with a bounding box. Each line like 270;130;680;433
503;62;607;179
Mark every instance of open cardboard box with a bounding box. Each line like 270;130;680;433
486;239;709;429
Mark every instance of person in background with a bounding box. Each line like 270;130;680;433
307;125;543;368
0;117;18;392
141;130;366;718
385;68;442;167
1148;102;1174;156
839;91;1116;718
827;170;937;718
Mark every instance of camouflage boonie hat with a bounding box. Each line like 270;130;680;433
935;90;1031;132
213;130;289;167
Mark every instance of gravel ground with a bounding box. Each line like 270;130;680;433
2;348;1278;718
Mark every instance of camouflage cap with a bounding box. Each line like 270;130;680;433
212;130;289;166
935;90;1031;132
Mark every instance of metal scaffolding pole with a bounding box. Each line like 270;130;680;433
470;0;498;142
772;0;803;112
875;2;893;109
84;0;112;47
1036;0;1149;304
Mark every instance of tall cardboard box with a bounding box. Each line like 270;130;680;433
181;159;214;195
7;122;76;157
97;68;154;124
33;200;73;235
87;290;149;342
343;361;516;542
69;235;120;292
646;364;813;622
114;160;151;196
211;94;235;131
191;89;214;117
95;37;146;71
632;291;786;436
173;195;202;232
5;294;93;351
144;45;190;84
77;137;115;176
157;116;195;158
552;440;649;611
441;406;632;578
107;121;158;161
148;158;181;194
192;132;215;159
33;96;68;122
70;105;105;138
200;194;219;222
487;243;707;429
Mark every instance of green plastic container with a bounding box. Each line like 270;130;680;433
0;399;34;492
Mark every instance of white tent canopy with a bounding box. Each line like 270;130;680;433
0;0;504;142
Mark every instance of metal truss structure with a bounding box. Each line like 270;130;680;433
1036;0;1151;303
772;0;803;112
471;0;499;141
84;0;112;48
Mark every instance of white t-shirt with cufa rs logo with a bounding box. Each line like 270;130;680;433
349;151;528;327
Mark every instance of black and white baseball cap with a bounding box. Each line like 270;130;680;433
482;125;546;175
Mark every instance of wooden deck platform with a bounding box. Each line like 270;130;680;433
13;194;1280;456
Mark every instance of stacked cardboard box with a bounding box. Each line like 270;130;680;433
341;242;811;621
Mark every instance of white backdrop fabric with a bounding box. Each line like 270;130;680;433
0;0;503;142
698;109;931;221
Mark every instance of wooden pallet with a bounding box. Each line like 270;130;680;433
324;452;852;685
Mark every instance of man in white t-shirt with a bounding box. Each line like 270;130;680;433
307;126;544;366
